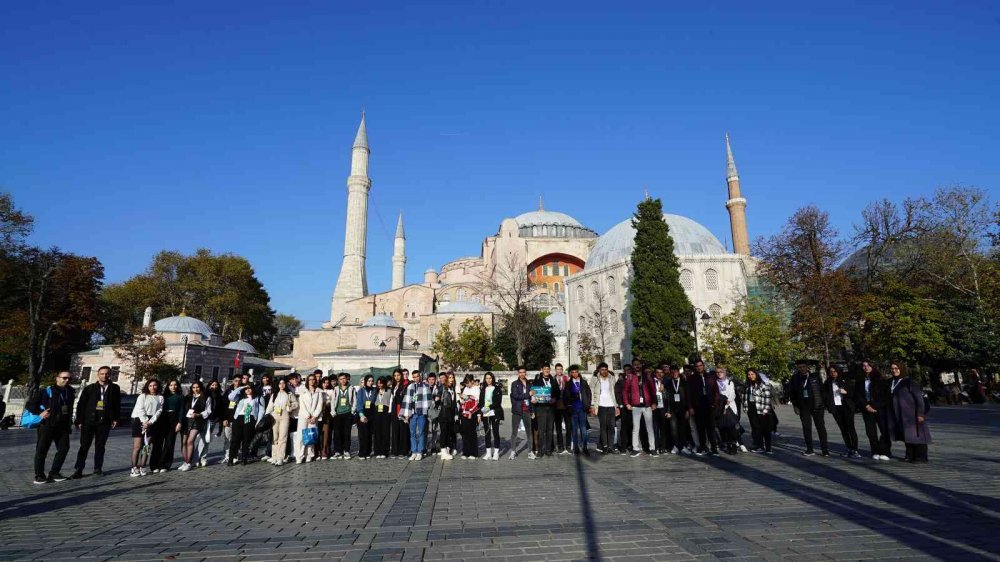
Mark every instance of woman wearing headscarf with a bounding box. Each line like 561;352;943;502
355;375;377;459
888;362;931;463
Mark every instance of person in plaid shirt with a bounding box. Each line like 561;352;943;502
742;369;773;454
401;371;433;461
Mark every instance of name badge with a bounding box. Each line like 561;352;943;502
639;396;644;405
803;389;809;398
96;400;105;411
364;400;372;409
61;405;69;415
673;393;681;402
229;400;237;409
186;409;195;418
339;398;348;407
275;407;283;415
377;405;385;413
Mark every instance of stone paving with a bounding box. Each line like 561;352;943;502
1;404;998;561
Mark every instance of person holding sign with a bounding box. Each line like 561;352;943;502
531;365;561;458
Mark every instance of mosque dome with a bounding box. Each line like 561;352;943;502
545;310;567;335
362;314;401;328
154;314;216;340
586;213;727;270
437;300;491;314
513;209;597;239
223;340;257;354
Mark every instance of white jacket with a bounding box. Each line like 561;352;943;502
131;394;164;424
297;388;323;424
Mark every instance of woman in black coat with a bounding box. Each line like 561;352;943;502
856;360;890;461
478;372;504;461
824;365;859;458
888;362;931;463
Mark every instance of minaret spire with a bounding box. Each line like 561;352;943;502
392;212;406;290
538;195;544;211
724;133;750;256
331;113;372;323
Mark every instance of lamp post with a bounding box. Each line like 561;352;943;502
379;328;419;369
692;307;711;354
181;335;189;381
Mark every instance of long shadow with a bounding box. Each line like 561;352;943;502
0;477;128;515
0;481;161;520
572;451;602;560
693;453;995;560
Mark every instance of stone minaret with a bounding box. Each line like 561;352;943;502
142;306;153;328
725;133;750;256
330;113;371;323
391;212;406;290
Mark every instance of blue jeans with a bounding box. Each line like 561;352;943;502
409;414;427;454
570;408;588;450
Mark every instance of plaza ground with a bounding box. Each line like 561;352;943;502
0;404;998;562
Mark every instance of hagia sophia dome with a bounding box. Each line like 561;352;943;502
585;213;727;270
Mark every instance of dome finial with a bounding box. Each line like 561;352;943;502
643;186;651;201
539;195;544;211
179;306;187;317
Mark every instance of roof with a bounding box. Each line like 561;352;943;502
313;349;428;358
361;314;401;328
437;300;491;314
586;213;727;270
243;356;292;370
353;113;368;149
515;210;587;229
154;315;216;339
223;340;257;354
545;310;567;334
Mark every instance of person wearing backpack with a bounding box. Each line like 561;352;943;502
31;371;76;484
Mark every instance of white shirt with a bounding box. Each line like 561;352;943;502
832;381;843;406
599;377;614;407
131;394;163;424
483;385;496;417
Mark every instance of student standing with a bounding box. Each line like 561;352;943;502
553;363;570;455
266;377;295;465
508;367;534;459
390;370;410;458
742;369;772;453
229;384;262;465
563;366;592;455
179;381;212;471
590;363;618;454
789;362;831;456
438;374;458;460
625;364;657;458
825;365;859;458
614;368;631;454
31;371;76;484
716;368;743;454
459;376;480;460
665;366;690;454
402;371;433;461
331;373;356;459
531;366;560;458
355;375;377;459
687;360;720;456
372;377;393;458
857;360;890;461
888;362;931;463
152;379;184;472
72;366;121;478
479;372;503;461
130;379;163;476
296;375;323;463
318;377;335;460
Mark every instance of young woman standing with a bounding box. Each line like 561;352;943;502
152;379;184;473
266;377;295;465
888;362;931;463
716;368;743;454
857;360;889;461
825;365;859;458
373;377;392;458
229;384;262;465
130;379;163;477
179;381;212;471
459;376;480;460
318;377;335;460
390;370;410;458
296;375;323;463
742;369;772;454
479;372;503;461
331;373;356;459
438;374;458;460
355;375;377;459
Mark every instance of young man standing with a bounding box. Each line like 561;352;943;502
32;371;76;484
401;371;432;461
331;373;356;459
665;365;690;454
564;366;592;455
531;365;560;458
426;373;441;455
590;362;619;454
615;368;631;454
553;363;571;455
790;362;830;456
687;360;721;455
625;362;657;457
72;366;121;478
509;367;534;459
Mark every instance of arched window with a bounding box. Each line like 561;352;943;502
578;316;586;331
553;282;560;293
610;309;619;333
457;288;467;301
591;280;599;298
607;276;616;295
705;268;719;291
541;282;548;289
680;269;694;290
709;303;722;320
576;285;584;302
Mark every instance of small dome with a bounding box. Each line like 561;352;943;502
586;213;727;270
362;314;401;328
438;300;491;314
154;315;216;340
224;340;257;354
545;310;567;334
515;210;585;229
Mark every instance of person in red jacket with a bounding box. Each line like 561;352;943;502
624;362;659;457
687;360;721;455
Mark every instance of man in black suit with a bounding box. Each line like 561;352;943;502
789;361;830;456
530;365;561;457
72;366;121;478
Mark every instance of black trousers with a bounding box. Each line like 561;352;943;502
156;413;180;469
748;407;772;451
391;417;410;456
357;415;373;457
440;418;457;451
553;409;569;450
799;407;829;452
373;411;391;456
597;407;616;449
74;420;112;472
905;443;929;462
35;424;71;478
482;416;501;449
832;406;858;451
460;416;479;457
694;407;718;451
653;408;667;451
333;414;353;454
667;409;686;450
535;406;555;455
230;417;256;461
861;409;884;456
618;409;633;451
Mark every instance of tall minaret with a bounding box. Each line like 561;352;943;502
391;212;406;290
330;113;371;323
725;133;750;256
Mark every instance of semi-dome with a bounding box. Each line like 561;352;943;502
545;310;567;334
154;315;216;340
224;340;257;354
362;314;401;328
586;213;727;270
513;209;597;238
438;300;491;314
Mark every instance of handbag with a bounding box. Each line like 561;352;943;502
256;413;275;432
20;387;52;429
301;426;318;446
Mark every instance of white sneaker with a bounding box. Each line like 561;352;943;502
528;452;537;460
482;448;493;460
559;449;571;455
739;445;749;453
222;456;229;464
343;453;352;460
670;447;680;454
261;455;270;461
415;453;423;461
179;463;190;471
199;458;208;467
492;450;500;461
129;468;140;477
139;467;149;476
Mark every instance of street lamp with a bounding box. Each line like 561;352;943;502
379;328;419;369
692;308;712;353
181;335;189;381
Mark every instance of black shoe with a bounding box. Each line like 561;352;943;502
583;448;590;457
93;469;103;476
709;449;720;456
33;476;48;485
48;473;68;482
802;450;815;456
820;450;831;457
70;471;84;480
630;450;642;458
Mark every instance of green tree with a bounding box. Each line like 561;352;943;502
431;320;460;369
271;313;304;356
113;326;170;393
453;317;496;370
628;197;694;365
494;307;555;369
701;300;802;381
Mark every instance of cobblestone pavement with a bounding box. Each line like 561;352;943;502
1;404;998;561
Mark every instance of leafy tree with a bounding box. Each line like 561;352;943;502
0;192;33;252
113;326;170;393
628;197;694;365
271;313;304;356
453;317;496;370
575;332;600;371
701;300;802;381
479;253;535;366
431;320;460;369
494;307;554;369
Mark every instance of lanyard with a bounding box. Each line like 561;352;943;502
672;380;680;393
802;376;809;389
891;379;902;393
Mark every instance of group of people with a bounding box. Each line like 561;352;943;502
29;357;934;484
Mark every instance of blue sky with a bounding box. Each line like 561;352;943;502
3;0;998;327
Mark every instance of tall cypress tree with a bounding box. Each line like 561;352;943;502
629;197;695;365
